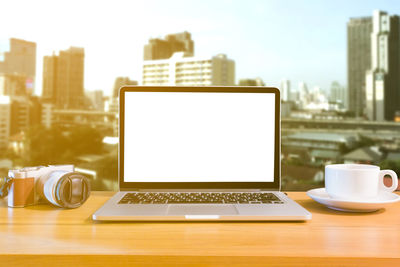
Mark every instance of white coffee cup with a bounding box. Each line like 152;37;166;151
325;164;398;200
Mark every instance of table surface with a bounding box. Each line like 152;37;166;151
1;191;399;266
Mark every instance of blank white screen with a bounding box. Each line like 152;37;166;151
124;92;276;182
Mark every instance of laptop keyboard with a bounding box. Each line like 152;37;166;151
118;192;283;204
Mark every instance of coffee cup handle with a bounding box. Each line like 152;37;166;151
379;170;398;193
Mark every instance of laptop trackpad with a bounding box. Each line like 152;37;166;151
167;204;238;215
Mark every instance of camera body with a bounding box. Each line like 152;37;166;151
8;165;90;208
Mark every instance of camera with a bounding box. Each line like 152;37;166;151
7;165;90;208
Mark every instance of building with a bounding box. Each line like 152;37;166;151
41;103;53;129
106;97;119;115
10;96;29;136
282;132;357;164
86;90;104;111
0;73;28;96
238;78;265;86
42;53;57;101
290;90;300;102
298;81;309;108
42;47;85;109
347;16;372;117
283;132;357;151
342;146;382;164
366;10;400;121
395;111;400;122
281;102;292;118
0;95;41;150
310;86;327;104
112;77;138;98
9;96;42;136
50;109;117;136
0;96;11;150
280;79;291;101
108;77;137;122
144;31;194;60
0;38;36;94
143;52;235;86
330;81;346;108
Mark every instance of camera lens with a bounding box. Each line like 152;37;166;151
43;171;90;208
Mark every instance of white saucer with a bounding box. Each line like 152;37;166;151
306;188;400;212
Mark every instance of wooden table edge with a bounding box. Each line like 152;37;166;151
2;254;400;267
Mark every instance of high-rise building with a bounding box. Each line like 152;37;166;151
298;81;309;108
41;103;53;129
0;38;36;94
347;17;372;116
311;86;327;104
112;77;138;98
86;90;105;111
42;47;85;109
0;73;28;96
107;77;138;118
9;96;42;136
42;53;57;101
366;10;400;121
290;90;300;102
142;52;235;86
330;81;346;108
280;79;291;101
144;31;194;60
0;96;11;150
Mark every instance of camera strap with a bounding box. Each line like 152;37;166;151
0;177;13;198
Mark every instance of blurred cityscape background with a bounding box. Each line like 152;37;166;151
0;1;400;191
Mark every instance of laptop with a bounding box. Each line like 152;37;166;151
92;86;311;221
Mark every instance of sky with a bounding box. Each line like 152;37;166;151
1;0;399;96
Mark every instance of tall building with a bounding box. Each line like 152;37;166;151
42;53;57;101
0;73;28;96
347;17;373;116
330;81;346;108
41;103;53;129
0;96;11;150
142;52;235;86
42;47;85;109
9;96;42;136
366;10;400;121
0;38;36;94
280;79;291;101
112;77;138;98
311;86;327;104
298;81;309;108
86;90;105;111
107;77;138;119
144;31;194;60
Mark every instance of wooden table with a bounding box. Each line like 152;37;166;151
1;192;399;266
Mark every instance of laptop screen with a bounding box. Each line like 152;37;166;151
123;90;277;183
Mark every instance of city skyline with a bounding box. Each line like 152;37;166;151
1;1;400;193
1;0;400;96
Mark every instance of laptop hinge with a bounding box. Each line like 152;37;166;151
120;188;279;192
120;188;140;191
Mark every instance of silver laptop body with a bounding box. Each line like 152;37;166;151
92;86;311;221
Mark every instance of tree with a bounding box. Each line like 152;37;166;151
379;160;400;176
24;126;70;166
64;125;104;157
23;125;105;166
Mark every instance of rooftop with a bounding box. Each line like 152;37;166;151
386;152;400;161
343;146;382;162
287;132;355;143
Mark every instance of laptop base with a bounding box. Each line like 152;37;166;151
92;191;311;221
